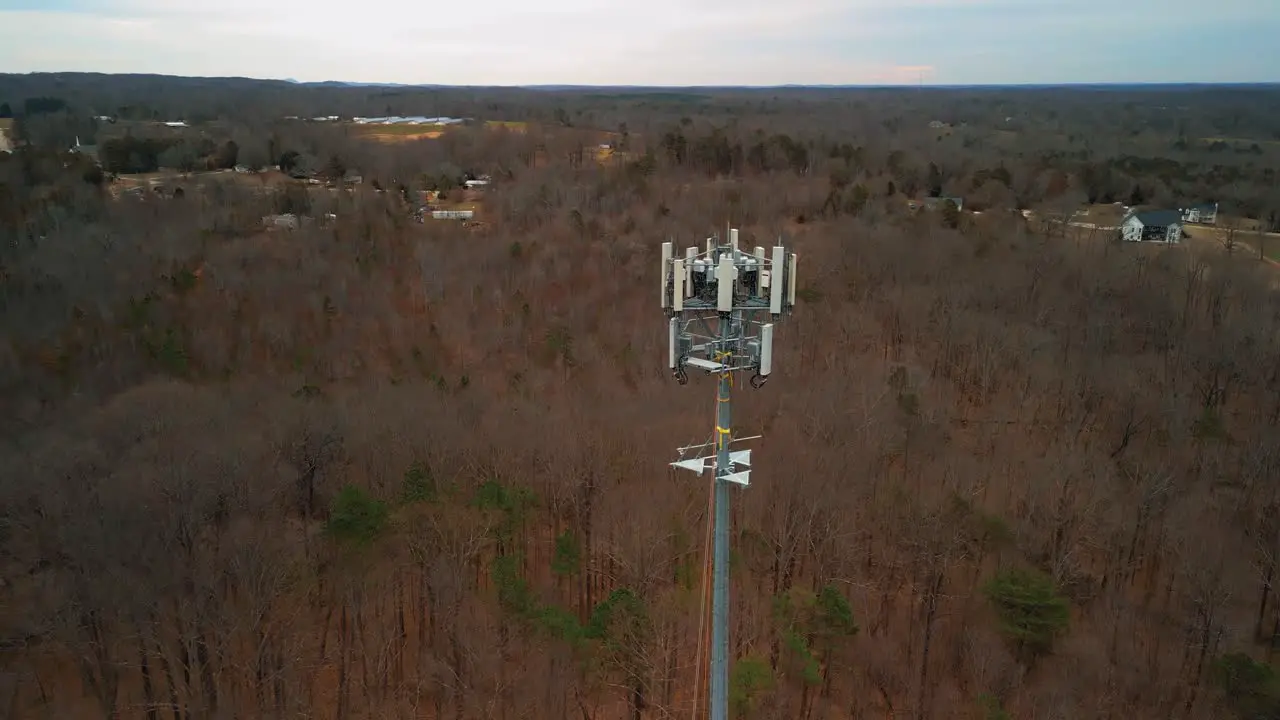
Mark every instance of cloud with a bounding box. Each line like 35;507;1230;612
0;0;1276;84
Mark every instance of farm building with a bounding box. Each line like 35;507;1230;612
352;116;467;126
1121;210;1183;243
1180;203;1219;225
432;210;475;220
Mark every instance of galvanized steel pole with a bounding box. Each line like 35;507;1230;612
709;309;733;720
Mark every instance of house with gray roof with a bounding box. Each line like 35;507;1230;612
1121;209;1183;243
70;136;100;165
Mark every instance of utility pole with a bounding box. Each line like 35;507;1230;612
661;228;798;720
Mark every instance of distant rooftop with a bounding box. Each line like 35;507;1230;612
350;116;466;125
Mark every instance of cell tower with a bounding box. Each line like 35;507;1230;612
661;227;798;720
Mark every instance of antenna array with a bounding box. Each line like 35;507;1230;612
661;227;797;720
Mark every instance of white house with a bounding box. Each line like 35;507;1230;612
262;213;299;230
1121;210;1183;243
1181;203;1218;225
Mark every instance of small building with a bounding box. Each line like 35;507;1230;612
262;213;299;231
1121;210;1183;243
1181;203;1218;225
431;210;474;220
920;196;964;213
70;136;100;166
464;179;489;189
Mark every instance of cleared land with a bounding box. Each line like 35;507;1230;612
1183;224;1280;261
0;118;12;153
1200;136;1280;147
344;119;528;142
485;120;528;132
349;123;446;142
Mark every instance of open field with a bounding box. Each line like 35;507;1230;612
348;123;446;142
0;118;12;153
1200;136;1280;147
1073;203;1129;225
485;120;528;132
1183;224;1280;261
351;119;527;141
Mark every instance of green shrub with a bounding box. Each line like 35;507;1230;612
983;568;1069;656
326;485;387;545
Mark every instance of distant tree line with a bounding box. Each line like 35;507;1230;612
98;136;239;174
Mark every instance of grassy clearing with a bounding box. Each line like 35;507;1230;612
485;120;528;132
1200;136;1280;147
0;118;13;131
1183;225;1280;261
349;123;447;142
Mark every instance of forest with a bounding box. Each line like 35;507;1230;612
3;74;1280;719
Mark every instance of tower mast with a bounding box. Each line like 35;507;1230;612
662;228;798;719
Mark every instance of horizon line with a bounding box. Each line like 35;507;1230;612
2;71;1279;90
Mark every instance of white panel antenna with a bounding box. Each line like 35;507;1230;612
716;253;734;312
752;246;766;294
673;258;685;312
661;242;673;308
759;323;774;376
668;317;679;370
686;247;696;293
730;228;739;256
770;246;785;315
788;253;798;307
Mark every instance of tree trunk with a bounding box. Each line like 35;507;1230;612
1257;560;1274;642
195;627;217;715
139;629;158;720
337;603;350;720
915;571;944;720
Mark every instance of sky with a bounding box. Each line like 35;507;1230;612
0;0;1277;86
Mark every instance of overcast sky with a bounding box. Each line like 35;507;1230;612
1;0;1276;86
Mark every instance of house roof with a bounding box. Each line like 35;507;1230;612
923;196;964;210
1130;209;1182;227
